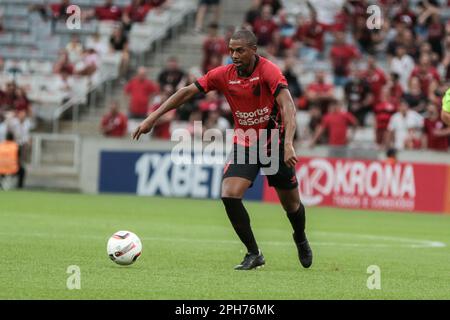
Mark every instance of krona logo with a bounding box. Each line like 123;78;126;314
297;159;416;206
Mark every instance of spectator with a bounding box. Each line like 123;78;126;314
101;101;128;137
429;81;449;107
416;0;440;41
387;72;404;103
410;54;440;96
294;9;325;62
202;23;227;74
261;0;282;15
14;88;30;115
385;147;398;164
423;102;450;151
66;35;83;64
50;0;71;21
282;56;302;99
344;69;373;126
427;13;444;59
10;110;32;148
389;45;415;91
123;0;151;23
95;0;122;21
307;104;325;143
353;10;376;54
393;0;416;28
404;77;428;114
176;68;204;121
244;0;262;29
74;49;99;76
158;57;186;93
53;49;74;75
309;99;357;148
198;91;221;118
441;34;450;81
110;26;130;78
362;55;387;106
2;82;17;111
125;66;159;119
308;0;345;32
304;70;334;112
387;97;424;150
85;33;109;57
329;31;361;86
252;4;278;47
374;86;397;147
0;131;25;189
148;91;175;140
195;0;222;33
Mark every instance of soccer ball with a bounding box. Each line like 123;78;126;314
107;231;142;265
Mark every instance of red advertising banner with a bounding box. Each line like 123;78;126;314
263;157;450;214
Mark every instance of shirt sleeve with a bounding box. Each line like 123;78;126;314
346;112;358;126
321;115;330;129
262;60;288;97
195;66;224;94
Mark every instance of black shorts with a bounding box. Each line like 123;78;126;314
222;143;298;190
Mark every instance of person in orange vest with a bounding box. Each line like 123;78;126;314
0;131;25;188
385;148;398;165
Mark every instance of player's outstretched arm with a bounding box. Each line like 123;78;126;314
132;83;200;140
276;88;298;168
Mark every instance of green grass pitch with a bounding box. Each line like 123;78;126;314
1;191;450;299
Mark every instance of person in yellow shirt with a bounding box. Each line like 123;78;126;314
442;88;450;126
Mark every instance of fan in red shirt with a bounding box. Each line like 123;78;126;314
329;32;361;85
202;22;228;74
147;91;174;140
304;70;335;112
310;99;358;146
424;103;450;151
361;56;387;105
294;10;325;53
410;54;440;96
123;0;151;23
374;87;398;146
252;4;279;46
101;102;128;137
124;67;159;119
133;29;313;271
95;0;122;21
50;0;71;20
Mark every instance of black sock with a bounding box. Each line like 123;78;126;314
286;202;306;242
221;197;259;254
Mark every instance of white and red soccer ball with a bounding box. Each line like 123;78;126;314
107;231;142;265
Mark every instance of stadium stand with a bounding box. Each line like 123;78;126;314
0;0;197;133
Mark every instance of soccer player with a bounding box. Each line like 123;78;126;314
132;29;312;270
442;88;450;126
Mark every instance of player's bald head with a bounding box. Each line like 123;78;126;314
230;29;258;48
